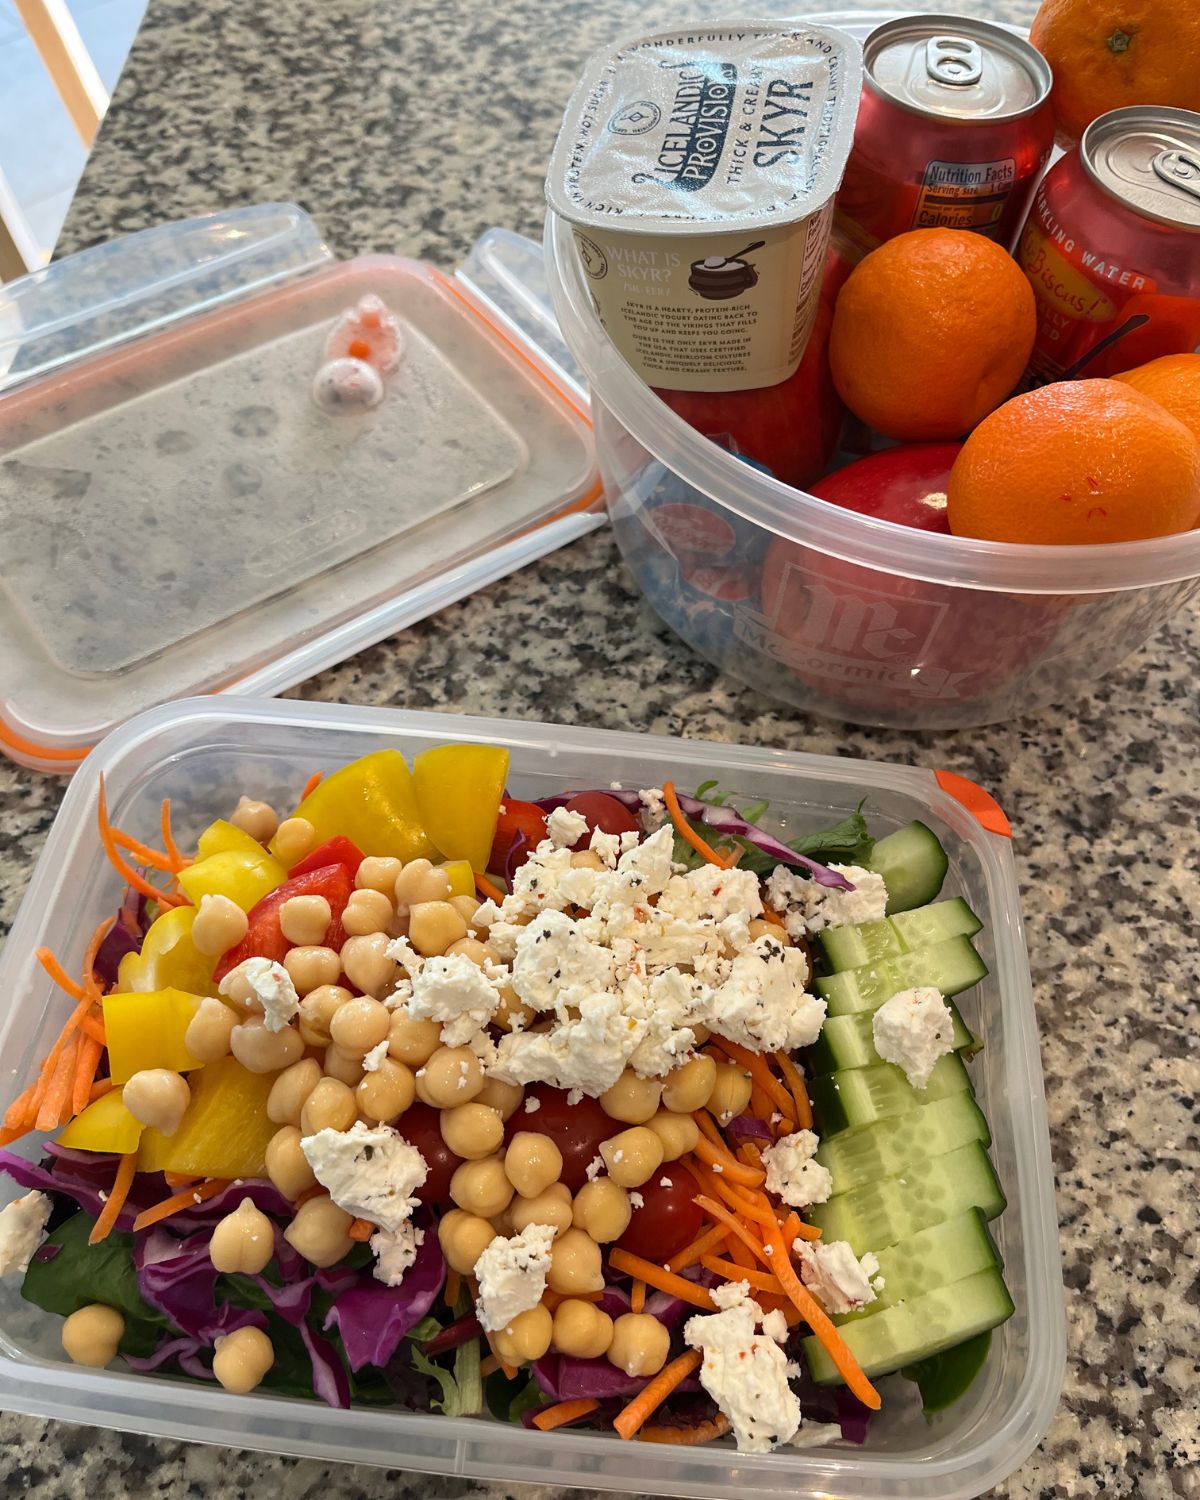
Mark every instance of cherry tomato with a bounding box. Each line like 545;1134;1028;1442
489;799;548;876
506;1085;618;1193
395;1103;462;1205
615;1169;704;1261
563;792;639;850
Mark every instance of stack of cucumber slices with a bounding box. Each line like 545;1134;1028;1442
798;823;1014;1395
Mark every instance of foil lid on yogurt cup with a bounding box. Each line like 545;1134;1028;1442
546;22;863;233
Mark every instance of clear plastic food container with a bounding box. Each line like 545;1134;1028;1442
0;695;1064;1499
543;10;1200;731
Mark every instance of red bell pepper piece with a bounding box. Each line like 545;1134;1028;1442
288;835;365;878
213;863;354;983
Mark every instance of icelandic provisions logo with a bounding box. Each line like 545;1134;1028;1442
631;61;737;192
608;101;661;136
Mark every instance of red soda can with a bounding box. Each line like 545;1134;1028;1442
1015;107;1200;386
833;15;1053;262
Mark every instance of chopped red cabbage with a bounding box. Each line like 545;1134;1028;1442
323;1222;445;1372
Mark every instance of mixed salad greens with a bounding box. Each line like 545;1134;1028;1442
0;744;1011;1450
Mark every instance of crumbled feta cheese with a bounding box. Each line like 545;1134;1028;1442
492;993;637;1095
685;1282;802;1453
660;1176;672;1187
405;953;507;1047
794;1239;880;1315
221;957;299;1032
370;1220;424;1286
762;1130;833;1209
566;1088;584;1106
301;1121;427;1233
546;806;590;848
706;936;824;1054
0;1191;51;1276
638;786;667;832
760;1308;789;1344
473;1223;555;1332
766;864;888;938
871;987;956;1090
362;1039;389;1073
710;1278;752;1309
585;1155;604;1182
629;1192;645;1210
523;1096;541;1114
510;910;615;1015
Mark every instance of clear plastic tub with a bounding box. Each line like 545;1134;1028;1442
543;10;1200;731
0;695;1063;1498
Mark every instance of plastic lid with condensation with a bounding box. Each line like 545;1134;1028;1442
0;207;600;772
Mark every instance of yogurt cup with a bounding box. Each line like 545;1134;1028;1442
546;21;863;393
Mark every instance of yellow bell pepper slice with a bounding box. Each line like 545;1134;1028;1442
276;749;439;864
177;849;287;912
58;1089;144;1154
439;859;476;899
117;906;217;996
137;1056;276;1179
413;744;509;871
196;818;271;862
102;988;206;1083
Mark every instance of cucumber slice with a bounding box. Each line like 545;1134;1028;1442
817;898;982;974
862;820;949;914
816;1092;990;1193
833;1209;1001;1324
806;1141;1006;1256
802;1266;1013;1383
817;936;989;1017
811;1052;972;1137
807;999;976;1076
903;1329;993;1414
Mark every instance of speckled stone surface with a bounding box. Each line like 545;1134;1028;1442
1;0;1198;1495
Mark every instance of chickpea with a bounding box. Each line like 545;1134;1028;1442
230;1016;305;1074
547;1227;604;1295
748;918;790;945
394;858;452;910
230;796;279;844
552;1299;614;1359
608;1313;670;1378
599;1069;663;1125
341;888;394;937
504;1132;563;1199
437;1209;497;1275
444;937;499;967
283;945;342;996
61;1304;124;1367
297;984;351;1048
440;1102;504;1160
450;1155;514;1218
184;996;237;1062
329;995;391;1058
265;1126;316;1200
661;1053;718;1114
646;1110;700;1161
122;1069;191;1135
356;855;403;895
492;985;535;1033
476;1076;524;1121
387;1010;441;1068
707;1061;752;1124
267;1057;322;1126
599;1127;664;1189
213;1325;275;1394
570;850;604;871
416;1045;484;1107
191;894;249;957
339;933;397;997
491;1304;552;1364
356;1058;416;1122
323;1043;364;1087
571;1178;631;1243
408;901;468;957
509;1182;573;1238
279;895;332;946
300;1076;358;1135
284;1195;354;1267
450;894;485;932
209;1198;275;1274
273;816;317;867
219;965;258;1011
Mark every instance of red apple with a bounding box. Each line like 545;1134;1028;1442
810;444;960;533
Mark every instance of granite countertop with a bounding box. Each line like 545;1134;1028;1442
2;0;1198;1495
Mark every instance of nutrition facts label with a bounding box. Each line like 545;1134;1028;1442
912;158;1016;234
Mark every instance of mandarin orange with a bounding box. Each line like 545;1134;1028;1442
1112;354;1200;450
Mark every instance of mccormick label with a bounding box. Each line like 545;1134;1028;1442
546;23;862;391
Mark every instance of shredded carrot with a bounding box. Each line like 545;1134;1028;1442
693;1195;774;1272
3;1082;36;1132
82;914;118;982
781;1210;802;1244
542;1287;602;1311
639;1412;731;1446
662;780;734;869
483;1333;518;1381
699;1256;784;1295
749;1081;775;1123
630;1279;646;1314
349;1217;374;1242
71;1032;105;1117
300;771;324;800
760;1215;881;1409
667;1221;731;1274
614;1349;702;1441
710;1036;795;1119
35;1030;80;1132
79;1012;106;1045
292;1183;327;1209
88;1151;138;1245
533;1397;601;1432
444;1268;461;1308
739;1141;764;1171
479;1354;501;1378
608;1249;715;1311
36;947;85;1001
97;776;185;908
160;799;188;873
774;1050;813;1130
692;1135;766;1188
474;871;506;903
163;1172;200;1190
131;1177;231;1232
725;1233;757;1271
702;1173;778;1228
760;901;787;928
88;1077;115;1102
109;828;177;874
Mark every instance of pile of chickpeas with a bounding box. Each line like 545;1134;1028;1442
70;792;763;1392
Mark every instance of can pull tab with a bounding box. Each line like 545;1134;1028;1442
925;35;983;87
1152;149;1200;203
